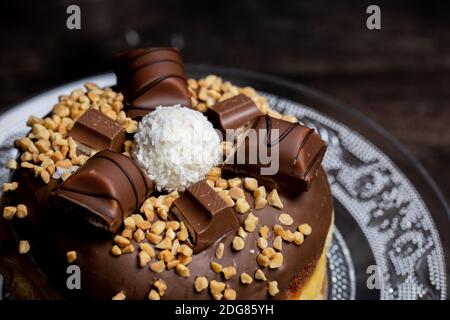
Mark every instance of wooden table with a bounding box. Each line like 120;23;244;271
0;0;449;202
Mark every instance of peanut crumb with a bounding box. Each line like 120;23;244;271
235;198;250;214
3;206;17;220
243;177;258;191
112;291;126;300
232;236;245;251
223;288;237;300
298;223;312;235
222;266;237;280
240;272;253;284
138;251;151;267
111;245;122;256
244;212;259;232
175;263;190;277
18;240;30;254
268;281;279;296
148;289;160;300
66;251;77;263
259;225;270;238
273;236;283;251
16;204;28;218
269;252;283;269
267;189;283;209
255;269;267;281
211;261;223;273
215;242;224;259
278;213;293;226
194;276;209;292
154;279;167;296
150;260;166;273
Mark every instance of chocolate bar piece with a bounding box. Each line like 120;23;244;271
205;94;262;134
113;47;191;119
231;115;326;191
68;108;126;154
51;151;154;232
171;180;239;252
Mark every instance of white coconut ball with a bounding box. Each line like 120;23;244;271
132;105;221;192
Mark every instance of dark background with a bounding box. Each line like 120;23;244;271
0;0;449;202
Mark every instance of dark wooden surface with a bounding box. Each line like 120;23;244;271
0;0;449;203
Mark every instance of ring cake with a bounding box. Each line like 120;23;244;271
0;47;333;300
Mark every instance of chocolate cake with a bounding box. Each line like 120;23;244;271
0;47;333;300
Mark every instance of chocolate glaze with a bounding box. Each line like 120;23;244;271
114;47;191;119
51;151;154;232
3;165;332;300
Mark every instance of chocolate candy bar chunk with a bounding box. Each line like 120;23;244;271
232;115;326;192
52;151;154;232
68;108;126;154
171;180;239;252
113;47;191;119
205;94;262;134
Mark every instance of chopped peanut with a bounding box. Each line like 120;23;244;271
154;279;167;296
111;245;122;256
269;252;283;269
18;240;30;254
150;260;166;273
240;272;253;284
215;242;224;259
278;213;293;226
235;198;250;214
229;187;245;200
255;269;267;281
223;288;237;300
3;206;17;220
16;204;28;218
298;223;312;235
243;177;258;191
211;262;223;273
222;266;237;280
244;212;259;232
268;189;283;209
254;197;267;209
194;276;209;292
268;281;279;296
293;231;305;245
259;225;270;238
273;236;283;251
232;236;245;251
148;289;160;300
253;186;267;199
112;291;126;300
66;251;77;263
238;226;248;239
257;237;268;250
175;263;190;277
138;251;151;267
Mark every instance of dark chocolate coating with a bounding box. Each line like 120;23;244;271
5;166;332;300
231;115;326;192
171;180;240;253
68;108;126;153
205;94;263;133
51;151;154;232
113;47;191;118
